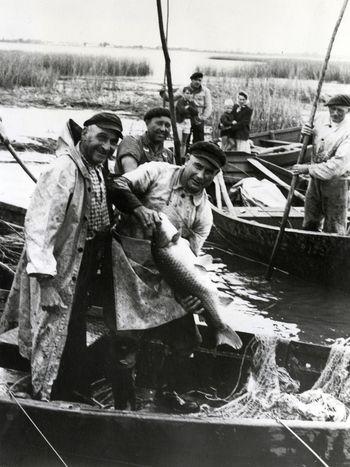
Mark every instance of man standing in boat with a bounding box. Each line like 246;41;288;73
107;142;226;412
160;71;213;143
292;94;350;234
115;107;174;174
0;112;123;402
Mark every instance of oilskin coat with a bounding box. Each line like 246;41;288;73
0;125;95;400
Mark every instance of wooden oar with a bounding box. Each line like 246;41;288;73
0;137;37;183
266;0;349;280
247;158;305;202
156;0;181;165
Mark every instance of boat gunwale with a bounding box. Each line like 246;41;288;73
1;394;349;432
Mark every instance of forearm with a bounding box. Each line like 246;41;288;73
108;176;142;213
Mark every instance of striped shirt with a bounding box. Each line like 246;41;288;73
80;150;110;238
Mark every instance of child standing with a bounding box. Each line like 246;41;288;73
218;98;234;151
175;86;198;160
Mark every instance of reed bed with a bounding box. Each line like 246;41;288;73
207;76;313;136
202;58;350;83
0;50;151;89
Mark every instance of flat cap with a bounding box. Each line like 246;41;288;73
190;71;203;80
144;107;171;122
325;94;350;107
189;141;226;169
84;112;123;139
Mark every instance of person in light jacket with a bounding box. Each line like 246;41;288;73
292;94;350;234
0;112;123;401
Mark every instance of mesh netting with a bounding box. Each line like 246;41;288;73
213;335;350;422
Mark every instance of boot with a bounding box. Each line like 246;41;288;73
154;353;199;414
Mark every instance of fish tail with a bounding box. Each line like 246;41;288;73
216;326;242;350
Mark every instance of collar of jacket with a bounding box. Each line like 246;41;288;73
190;84;203;95
65;143;92;181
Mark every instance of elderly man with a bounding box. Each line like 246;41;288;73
161;71;212;143
0;112;123;402
292;94;350;234
115;107;174;174
108;142;225;412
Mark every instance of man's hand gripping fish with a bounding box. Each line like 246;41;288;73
151;214;242;350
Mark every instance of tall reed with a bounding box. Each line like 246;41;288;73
0;50;151;89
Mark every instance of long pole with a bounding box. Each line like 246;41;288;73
156;0;181;165
162;0;170;108
0;136;37;183
266;0;349;280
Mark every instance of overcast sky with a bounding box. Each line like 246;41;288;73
1;0;350;57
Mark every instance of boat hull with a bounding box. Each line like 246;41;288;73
1;395;350;467
211;204;350;291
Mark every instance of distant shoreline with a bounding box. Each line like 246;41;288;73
0;38;330;60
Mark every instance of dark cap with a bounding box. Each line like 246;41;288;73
144;107;171;122
190;71;203;80
189;141;226;169
325;94;350;107
84;112;123;139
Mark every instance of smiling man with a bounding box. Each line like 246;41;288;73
0;112;123;402
115;107;174;174
292;94;350;234
106;142;225;412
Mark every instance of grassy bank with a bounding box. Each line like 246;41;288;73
0;50;151;89
203;57;350;83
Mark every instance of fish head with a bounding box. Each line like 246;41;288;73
153;213;181;248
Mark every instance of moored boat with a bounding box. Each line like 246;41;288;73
210;204;350;292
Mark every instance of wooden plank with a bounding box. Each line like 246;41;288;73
247;158;305;201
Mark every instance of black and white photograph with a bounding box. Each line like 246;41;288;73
0;1;350;466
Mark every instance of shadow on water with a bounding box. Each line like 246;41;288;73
203;242;350;347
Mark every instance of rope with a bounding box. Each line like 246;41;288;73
6;387;68;467
223;336;256;400
274;416;330;467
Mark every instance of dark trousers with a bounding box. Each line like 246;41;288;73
192;121;205;143
104;314;202;409
303;178;349;234
51;234;110;402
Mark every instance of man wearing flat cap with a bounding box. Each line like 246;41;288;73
115;107;174;175
105;142;225;412
161;71;212;143
292;94;350;234
0;112;123;402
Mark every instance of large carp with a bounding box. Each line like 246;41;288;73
151;214;242;350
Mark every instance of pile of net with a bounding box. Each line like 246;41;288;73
213;335;350;422
0;221;24;272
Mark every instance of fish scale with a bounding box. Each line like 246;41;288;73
151;215;242;350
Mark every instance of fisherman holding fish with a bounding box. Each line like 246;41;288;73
115;107;174;174
292;94;350;234
107;141;241;413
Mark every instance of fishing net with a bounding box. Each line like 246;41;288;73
0;230;24;272
213;335;350;422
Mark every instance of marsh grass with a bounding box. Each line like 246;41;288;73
202;58;350;83
0;50;151;89
207;76;314;136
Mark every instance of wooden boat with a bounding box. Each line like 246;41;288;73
222;125;313;185
249;125;303;146
210;204;350;292
1;317;350;467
